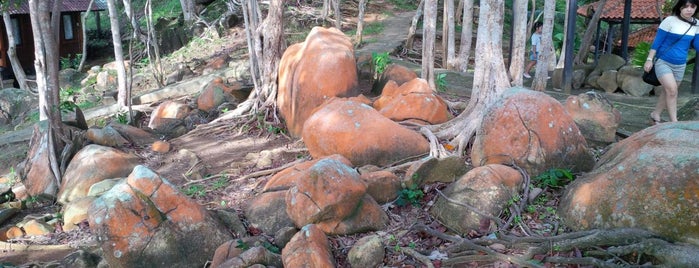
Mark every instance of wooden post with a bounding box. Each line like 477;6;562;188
563;0;576;93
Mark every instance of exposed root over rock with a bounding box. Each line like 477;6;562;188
412;224;699;267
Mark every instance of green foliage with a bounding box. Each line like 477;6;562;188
436;73;447;92
389;0;419;11
27;111;40;123
60;54;81;70
396;184;424;207
235;239;250;250
256;113;286;135
263;241;280;254
114;111;128;124
371;51;391;79
631;42;651;68
212;176;228;190
533;168;574;188
59;87;78;113
183;184;206;198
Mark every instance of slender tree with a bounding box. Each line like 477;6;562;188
215;0;284;121
427;0;511;156
77;0;95;72
355;0;367;45
333;0;341;29
532;0;555;91
457;0;473;73
179;0;196;23
509;0;528;86
145;0;164;87
106;0;127;106
405;0;425;50
1;5;29;91
28;0;65;185
422;0;437;91
442;0;456;69
574;0;608;65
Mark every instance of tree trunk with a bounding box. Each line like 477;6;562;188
78;0;95;72
215;0;284;121
322;0;330;25
258;0;284;108
106;0;128;106
145;0;164;87
122;0;147;43
574;0;607;65
333;0;341;29
442;0;456;69
509;0;528;86
455;0;464;25
532;0;555;91
431;0;510;155
457;0;473;73
355;0;367;45
180;0;196;23
28;0;65;185
2;11;28;91
405;0;425;50
422;0;437;91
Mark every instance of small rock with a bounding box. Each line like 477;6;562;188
348;235;385;268
151;140;171;153
23;219;55;236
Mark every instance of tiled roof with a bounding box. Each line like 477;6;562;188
616;25;658;47
577;0;665;23
4;0;107;15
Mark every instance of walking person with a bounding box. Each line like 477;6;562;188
523;22;543;79
645;0;699;124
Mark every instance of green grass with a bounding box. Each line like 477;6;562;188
389;0;419;11
347;22;385;36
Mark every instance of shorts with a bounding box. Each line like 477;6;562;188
529;51;540;61
654;58;685;82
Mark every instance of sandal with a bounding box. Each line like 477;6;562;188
649;115;663;125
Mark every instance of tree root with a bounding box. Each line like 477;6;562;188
401;247;435;268
411;224;699;267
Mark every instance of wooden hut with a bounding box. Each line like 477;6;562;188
577;0;664;58
0;0;106;77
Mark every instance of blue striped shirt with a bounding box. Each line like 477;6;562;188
651;16;698;65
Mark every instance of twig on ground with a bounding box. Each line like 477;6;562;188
184;158;306;186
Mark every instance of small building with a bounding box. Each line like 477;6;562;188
577;0;663;59
0;0;106;76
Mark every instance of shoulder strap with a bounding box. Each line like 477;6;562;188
657;23;694;59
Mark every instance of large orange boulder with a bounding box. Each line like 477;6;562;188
371;63;418;95
282;224;336;267
431;164;523;235
57;144;140;205
277;26;359;137
285;156;387;234
374;78;450;124
563;91;621;145
303;98;429;167
559;122;699;246
471;87;595;176
88;165;231;267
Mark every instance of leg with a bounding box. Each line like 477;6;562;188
651;73;678;122
651;85;666;123
524;60;536;75
664;78;679;122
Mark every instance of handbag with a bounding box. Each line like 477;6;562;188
642;20;694;86
643;65;660;86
